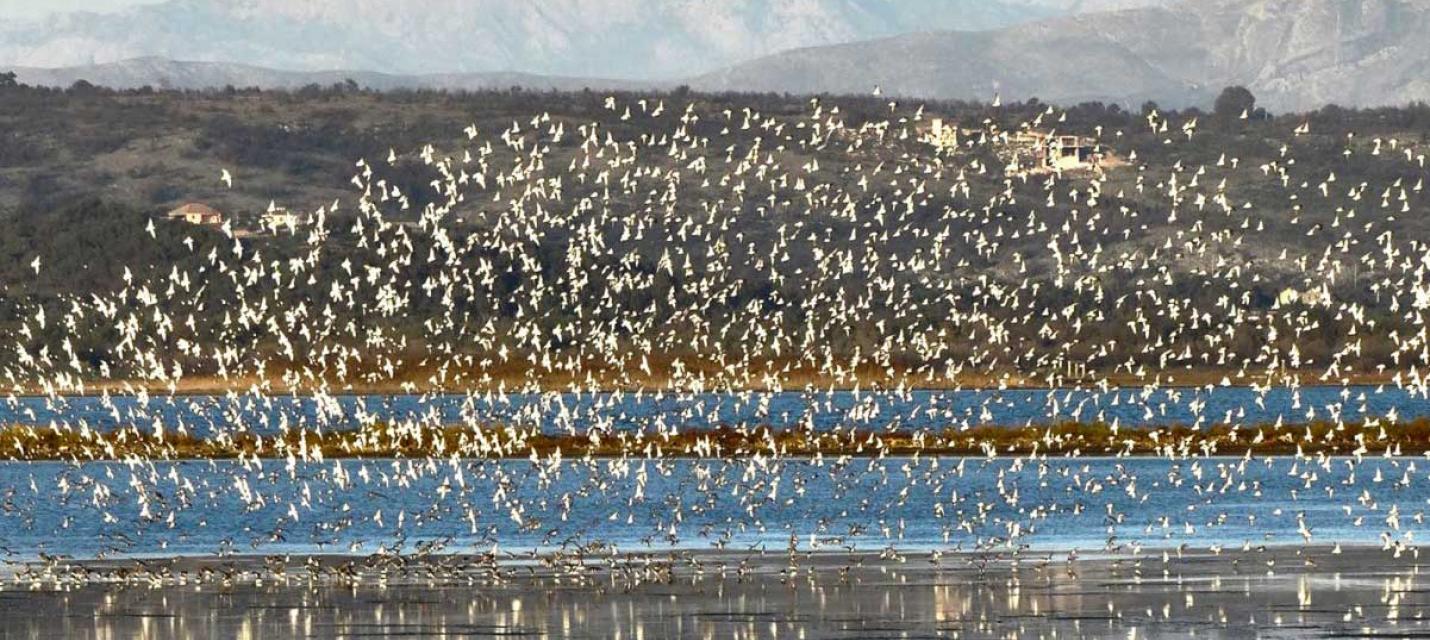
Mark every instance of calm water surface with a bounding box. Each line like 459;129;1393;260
4;386;1428;562
1;455;1425;560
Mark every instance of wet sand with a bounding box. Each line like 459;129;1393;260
2;546;1427;638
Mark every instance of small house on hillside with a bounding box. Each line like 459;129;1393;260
919;118;960;152
165;202;224;226
261;208;303;234
1001;132;1104;175
1047;135;1096;171
1277;286;1331;308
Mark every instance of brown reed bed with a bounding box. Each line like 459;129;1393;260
2;417;1429;462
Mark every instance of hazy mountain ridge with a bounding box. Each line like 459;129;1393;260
7;57;650;92
691;0;1430;111
7;0;1425;111
0;0;1157;80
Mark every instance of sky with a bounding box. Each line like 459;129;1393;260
0;0;160;20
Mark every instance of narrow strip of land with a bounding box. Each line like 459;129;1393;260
7;366;1398;397
2;419;1424;461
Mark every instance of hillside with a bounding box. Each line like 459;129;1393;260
692;0;1430;111
1;81;1429;391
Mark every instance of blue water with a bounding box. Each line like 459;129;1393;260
3;386;1428;561
1;455;1425;560
0;385;1424;436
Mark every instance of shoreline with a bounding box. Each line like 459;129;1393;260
7;544;1421;590
3;542;1413;571
4;545;1427;638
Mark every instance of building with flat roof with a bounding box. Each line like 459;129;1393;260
1046;135;1096;171
1001;131;1105;175
920;118;960;152
260;208;303;234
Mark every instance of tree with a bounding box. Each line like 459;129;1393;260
67;79;97;95
1214;86;1256;120
0;71;16;88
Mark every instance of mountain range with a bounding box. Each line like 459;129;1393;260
5;0;1430;111
692;0;1430;111
7;57;649;93
0;0;1161;80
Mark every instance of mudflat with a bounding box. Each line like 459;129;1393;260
2;546;1426;638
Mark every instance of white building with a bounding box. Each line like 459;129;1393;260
165;202;224;226
260;208;303;234
1278;286;1331;307
921;118;960;151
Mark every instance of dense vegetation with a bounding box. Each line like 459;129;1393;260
2;78;1430;391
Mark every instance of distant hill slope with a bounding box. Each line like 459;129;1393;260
12;0;1427;111
0;0;1166;81
8;57;649;92
690;0;1430;111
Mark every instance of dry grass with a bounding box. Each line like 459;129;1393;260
2;417;1428;461
14;363;1397;396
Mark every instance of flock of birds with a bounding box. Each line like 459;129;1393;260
3;89;1430;590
